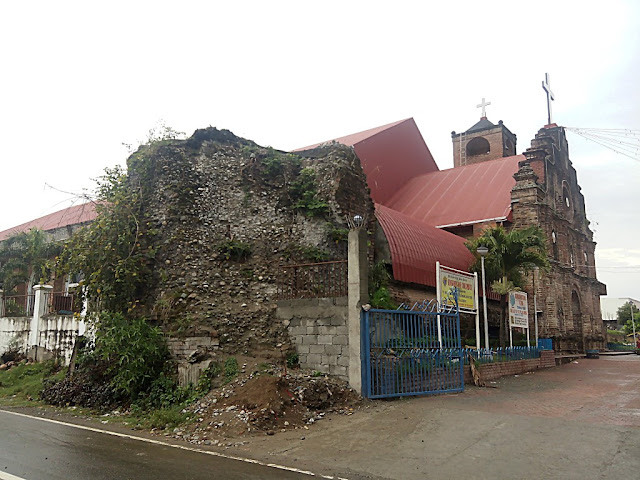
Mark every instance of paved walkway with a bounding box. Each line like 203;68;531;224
237;356;640;480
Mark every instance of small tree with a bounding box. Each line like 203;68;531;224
467;225;549;346
0;228;59;294
617;303;639;335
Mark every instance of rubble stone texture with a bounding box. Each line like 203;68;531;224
128;128;372;369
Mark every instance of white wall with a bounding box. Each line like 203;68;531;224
601;297;640;322
0;315;85;364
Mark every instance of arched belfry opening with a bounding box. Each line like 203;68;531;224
452;114;517;167
466;137;490;156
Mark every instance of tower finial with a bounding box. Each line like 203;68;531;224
476;97;491;118
542;73;555;125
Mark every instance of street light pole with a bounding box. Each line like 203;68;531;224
533;267;539;347
630;301;637;349
477;247;490;350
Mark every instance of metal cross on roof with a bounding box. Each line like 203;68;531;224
476;97;491;118
542;73;555;125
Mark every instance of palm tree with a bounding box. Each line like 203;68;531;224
0;228;60;296
467;225;549;347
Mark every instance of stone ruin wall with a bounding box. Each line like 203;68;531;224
128;129;373;370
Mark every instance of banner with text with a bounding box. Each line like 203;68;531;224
509;291;529;328
440;267;476;311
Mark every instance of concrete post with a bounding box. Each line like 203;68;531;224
30;285;53;359
348;229;368;394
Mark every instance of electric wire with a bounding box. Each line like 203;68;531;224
566;127;640;163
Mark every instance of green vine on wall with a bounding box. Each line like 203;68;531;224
58;162;157;314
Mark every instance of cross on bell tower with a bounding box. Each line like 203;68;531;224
476;97;491;118
542;73;555;125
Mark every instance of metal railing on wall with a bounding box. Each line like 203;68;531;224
44;292;82;315
0;294;35;317
463;346;541;365
277;260;348;300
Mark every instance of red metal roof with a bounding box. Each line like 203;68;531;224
0;203;97;241
294;118;410;150
375;204;474;288
295;118;440;205
385;155;524;227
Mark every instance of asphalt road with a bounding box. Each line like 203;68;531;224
0;410;318;480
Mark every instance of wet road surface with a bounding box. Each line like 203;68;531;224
0;410;317;480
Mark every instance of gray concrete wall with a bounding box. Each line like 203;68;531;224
277;297;349;380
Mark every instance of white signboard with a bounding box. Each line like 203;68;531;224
509;291;529;329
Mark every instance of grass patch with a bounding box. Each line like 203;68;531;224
0;361;64;406
126;405;193;430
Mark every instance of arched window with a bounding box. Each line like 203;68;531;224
552;230;558;260
466;137;490;156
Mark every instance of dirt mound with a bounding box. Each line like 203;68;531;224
172;370;361;445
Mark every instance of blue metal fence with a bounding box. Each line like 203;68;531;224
361;299;464;399
462;347;541;365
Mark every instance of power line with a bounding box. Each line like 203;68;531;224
566;127;640;163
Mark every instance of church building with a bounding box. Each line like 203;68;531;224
296;110;607;353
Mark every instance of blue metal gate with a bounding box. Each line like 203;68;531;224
361;299;464;399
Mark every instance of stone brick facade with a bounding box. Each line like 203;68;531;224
511;126;607;352
452;120;517;168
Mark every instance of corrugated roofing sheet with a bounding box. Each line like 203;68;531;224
375;204;474;287
0;203;97;241
293;118;410;151
385;155;523;227
295;118;440;205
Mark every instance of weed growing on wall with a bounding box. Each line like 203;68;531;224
288;167;329;217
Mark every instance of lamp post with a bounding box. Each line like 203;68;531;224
533;266;539;347
477;246;489;350
630;301;637;349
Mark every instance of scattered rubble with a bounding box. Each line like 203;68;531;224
155;365;362;447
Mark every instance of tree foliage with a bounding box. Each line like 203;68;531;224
617;303;640;335
466;225;549;290
0;228;60;292
466;225;549;346
57;165;156;313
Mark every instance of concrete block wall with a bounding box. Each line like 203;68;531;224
166;336;220;386
277;297;349;380
464;350;555;384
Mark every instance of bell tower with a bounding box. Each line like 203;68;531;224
451;99;517;168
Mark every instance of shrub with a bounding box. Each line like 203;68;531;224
370;287;396;310
94;312;168;399
217;240;252;261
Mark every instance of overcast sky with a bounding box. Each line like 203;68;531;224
1;0;639;300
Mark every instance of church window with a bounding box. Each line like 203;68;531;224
562;183;572;212
552;230;558;260
466;137;490;156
